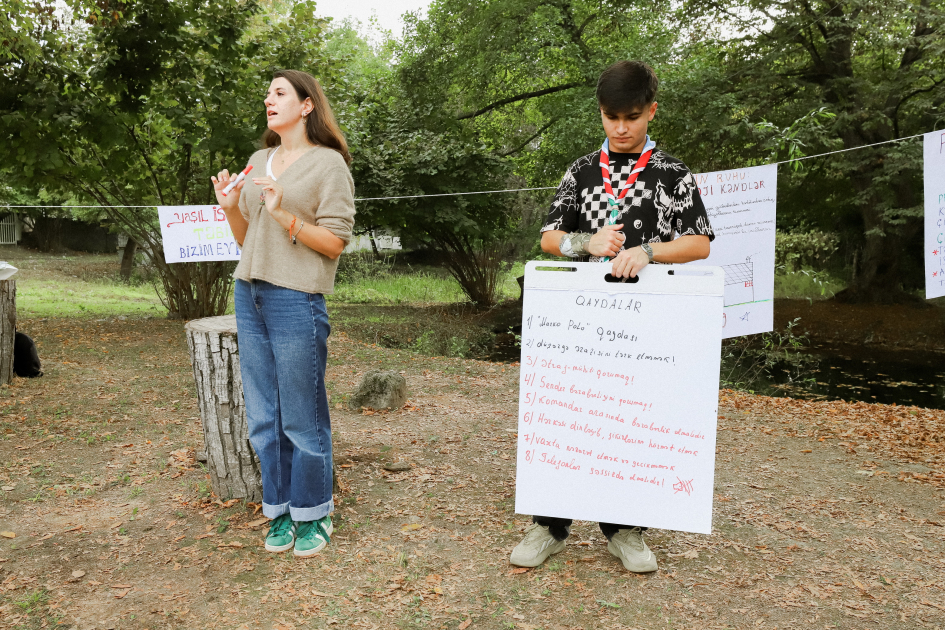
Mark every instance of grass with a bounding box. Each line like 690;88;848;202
0;246;165;318
0;247;526;320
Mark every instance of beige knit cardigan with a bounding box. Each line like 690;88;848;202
234;146;355;295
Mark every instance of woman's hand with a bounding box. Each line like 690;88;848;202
211;170;245;211
252;176;292;228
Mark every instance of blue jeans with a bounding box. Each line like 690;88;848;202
235;279;333;521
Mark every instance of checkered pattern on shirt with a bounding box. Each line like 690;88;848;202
581;161;654;230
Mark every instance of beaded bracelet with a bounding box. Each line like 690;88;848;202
292;220;304;245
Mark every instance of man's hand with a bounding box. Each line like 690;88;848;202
587;224;626;258
611;246;649;278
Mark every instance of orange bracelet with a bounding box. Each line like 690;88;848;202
288;216;296;244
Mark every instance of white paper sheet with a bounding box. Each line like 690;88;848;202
516;261;723;534
924;132;945;300
158;205;242;263
691;164;777;338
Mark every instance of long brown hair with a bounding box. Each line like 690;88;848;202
263;69;351;165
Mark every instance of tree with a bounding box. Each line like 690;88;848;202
0;0;344;317
685;0;945;302
397;0;677;178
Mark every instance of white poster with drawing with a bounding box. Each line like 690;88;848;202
690;164;777;338
515;261;723;534
924;131;945;300
158;205;242;263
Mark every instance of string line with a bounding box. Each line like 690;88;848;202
0;131;931;209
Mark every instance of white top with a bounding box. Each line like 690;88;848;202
266;147;279;180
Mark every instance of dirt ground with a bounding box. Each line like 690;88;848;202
1;316;944;630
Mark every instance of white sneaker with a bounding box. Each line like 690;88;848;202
607;527;657;573
510;523;566;567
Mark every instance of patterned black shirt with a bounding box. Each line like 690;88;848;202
541;148;715;261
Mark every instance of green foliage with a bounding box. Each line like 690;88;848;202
774;268;846;300
0;0;343;317
721;318;817;391
775;230;840;272
684;0;941;300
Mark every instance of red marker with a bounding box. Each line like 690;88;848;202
222;165;253;196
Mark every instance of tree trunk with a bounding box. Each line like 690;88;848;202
185;315;261;501
833;176;923;305
120;238;137;282
0;280;14;385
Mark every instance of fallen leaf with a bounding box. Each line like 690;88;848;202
246;518;268;528
401;523;422;531
509;567;530;575
110;584;133;589
458;620;471;630
217;541;244;549
114;588;132;599
71;570;86;579
1;486;13;491
0;531;14;539
311;590;331;597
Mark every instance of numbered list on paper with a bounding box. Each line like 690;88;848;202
515;287;721;534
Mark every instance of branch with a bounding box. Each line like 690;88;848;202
456;81;591;120
500;117;561;157
899;0;933;70
127;125;167;205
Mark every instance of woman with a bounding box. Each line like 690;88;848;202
211;69;355;557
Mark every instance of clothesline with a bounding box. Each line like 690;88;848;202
0;131;930;209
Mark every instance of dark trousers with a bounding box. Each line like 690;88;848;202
533;515;647;541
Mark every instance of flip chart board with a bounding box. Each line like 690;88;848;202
924;132;945;300
158;205;242;263
515;261;723;534
692;164;777;338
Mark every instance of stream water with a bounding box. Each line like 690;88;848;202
734;343;945;410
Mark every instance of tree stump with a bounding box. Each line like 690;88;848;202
185;315;261;501
0;280;15;385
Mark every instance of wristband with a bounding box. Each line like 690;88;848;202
559;232;591;258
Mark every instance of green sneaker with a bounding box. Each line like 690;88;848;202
264;513;296;552
293;516;332;557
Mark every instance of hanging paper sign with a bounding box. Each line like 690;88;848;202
516;261;723;534
691;164;777;338
924;132;945;300
158;206;241;263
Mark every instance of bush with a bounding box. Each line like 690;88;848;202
774;268;845;300
336;252;396;284
775;230;839;272
720;318;817;391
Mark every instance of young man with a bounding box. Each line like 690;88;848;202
510;60;714;573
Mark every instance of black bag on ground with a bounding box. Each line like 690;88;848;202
13;332;42;378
